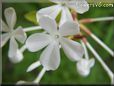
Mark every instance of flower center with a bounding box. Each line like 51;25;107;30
51;33;61;41
9;30;15;37
55;35;60;39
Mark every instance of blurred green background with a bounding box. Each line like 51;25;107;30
2;2;114;84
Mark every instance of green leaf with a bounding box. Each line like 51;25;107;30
24;11;38;25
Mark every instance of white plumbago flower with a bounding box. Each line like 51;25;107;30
26;15;84;71
1;7;27;63
37;0;89;25
76;58;95;77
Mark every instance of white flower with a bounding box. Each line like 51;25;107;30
76;58;95;77
26;15;84;71
37;0;89;25
1;7;27;63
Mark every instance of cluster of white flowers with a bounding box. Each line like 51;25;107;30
1;0;114;84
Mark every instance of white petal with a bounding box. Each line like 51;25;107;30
26;33;51;52
8;37;18;58
9;49;23;63
60;37;84;61
76;59;90;77
59;6;73;26
4;7;16;30
14;26;27;44
59;21;79;36
37;5;61;21
39;16;58;34
67;0;89;14
40;41;60;71
1;20;10;32
0;33;10;47
88;58;95;68
27;61;41;72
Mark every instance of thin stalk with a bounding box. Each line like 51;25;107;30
91;34;114;57
86;41;114;84
27;61;41;72
33;68;46;84
112;76;114;84
81;41;89;59
80;17;114;23
80;24;114;57
20;45;26;53
23;26;42;32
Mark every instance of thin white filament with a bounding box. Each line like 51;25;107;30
81;41;89;59
112;76;114;84
20;45;26;53
91;34;114;57
23;26;42;32
27;61;41;72
33;68;46;84
91;17;114;22
86;42;114;84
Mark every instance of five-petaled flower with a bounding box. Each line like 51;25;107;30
26;16;84;71
1;7;27;63
37;0;89;26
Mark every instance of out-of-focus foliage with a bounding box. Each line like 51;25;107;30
24;11;37;25
2;2;114;84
